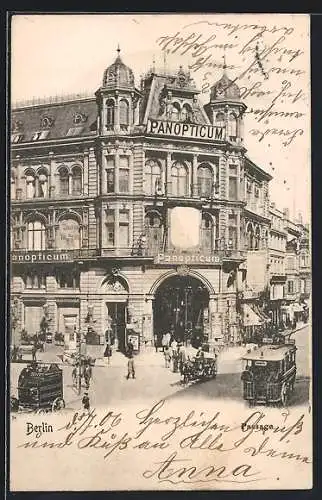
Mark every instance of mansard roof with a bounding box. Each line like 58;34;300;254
11;98;97;142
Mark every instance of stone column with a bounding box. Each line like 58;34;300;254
143;297;154;346
115;151;120;194
83;149;89;196
166;152;172;195
192;154;199;197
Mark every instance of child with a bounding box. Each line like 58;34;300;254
82;392;90;411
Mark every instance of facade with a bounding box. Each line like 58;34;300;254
12;50;302;352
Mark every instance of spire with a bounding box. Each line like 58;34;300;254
223;49;227;75
152;54;156;73
116;44;121;62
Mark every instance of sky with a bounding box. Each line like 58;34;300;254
10;14;310;223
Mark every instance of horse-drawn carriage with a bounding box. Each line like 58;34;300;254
11;362;65;413
180;350;218;384
241;338;297;407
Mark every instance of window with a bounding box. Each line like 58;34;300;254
59;167;69;196
228;113;237;140
215;112;225;128
119;100;129;127
11;133;24;143
246;223;254;250
229;164;238;200
145;159;161;195
201;213;213;251
119;156;129;192
71;166;82;195
119;210;129;247
106;99;115;127
56;270;80;289
197;164;213;197
11;172;16;200
171;161;188;196
228;214;238;249
246;179;252;193
32;130;50;141
106;157;115;193
27;220;46;250
288;281;294;294
105;210;115;247
25;271;46;289
26;173;36;199
254;227;261;250
145;212;163;254
181;104;192;122
37;169;48;198
254;185;260;198
66;126;84;137
170;103;180;121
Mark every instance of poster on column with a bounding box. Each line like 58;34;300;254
8;13;312;493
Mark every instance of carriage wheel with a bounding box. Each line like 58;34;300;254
52;397;65;412
281;383;289;406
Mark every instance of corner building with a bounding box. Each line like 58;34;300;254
11;51;271;351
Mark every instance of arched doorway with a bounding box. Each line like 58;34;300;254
100;274;129;353
153;275;210;348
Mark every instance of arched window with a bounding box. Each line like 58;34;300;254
201;213;213;252
145;159;161;195
228;112;237;140
119;99;129;126
171;161;188;196
246;223;254;250
25;171;36;199
59;167;69;196
37;168;48;198
215;112;225;128
106;99;115;127
145;211;163;255
57;218;80;250
181;104;192;122
27;220;46;250
254;227;261;250
11;171;16;200
71;166;82;195
197;164;213;197
170;103;180;121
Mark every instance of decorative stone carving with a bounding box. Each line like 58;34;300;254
176;265;190;276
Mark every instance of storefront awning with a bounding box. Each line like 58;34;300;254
243;304;263;326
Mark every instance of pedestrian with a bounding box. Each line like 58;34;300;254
161;333;167;352
83;362;92;389
164;346;171;368
31;340;37;362
72;363;78;386
104;343;112;365
82;391;90;411
126;351;135;379
195;346;204;359
127;340;134;356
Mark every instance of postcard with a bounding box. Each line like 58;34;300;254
9;13;311;491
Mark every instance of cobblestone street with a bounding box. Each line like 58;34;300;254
10;323;310;410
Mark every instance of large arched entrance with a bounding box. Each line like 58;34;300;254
153;274;210;348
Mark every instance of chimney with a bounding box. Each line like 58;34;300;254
270;202;275;208
283;207;290;219
298;212;303;224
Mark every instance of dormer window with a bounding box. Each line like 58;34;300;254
215;112;225;128
181;104;192;122
169;102;180;121
11;133;24;143
66;126;84;137
32;130;50;141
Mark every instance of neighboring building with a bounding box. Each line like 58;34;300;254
267;203;287;326
10;50;280;351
